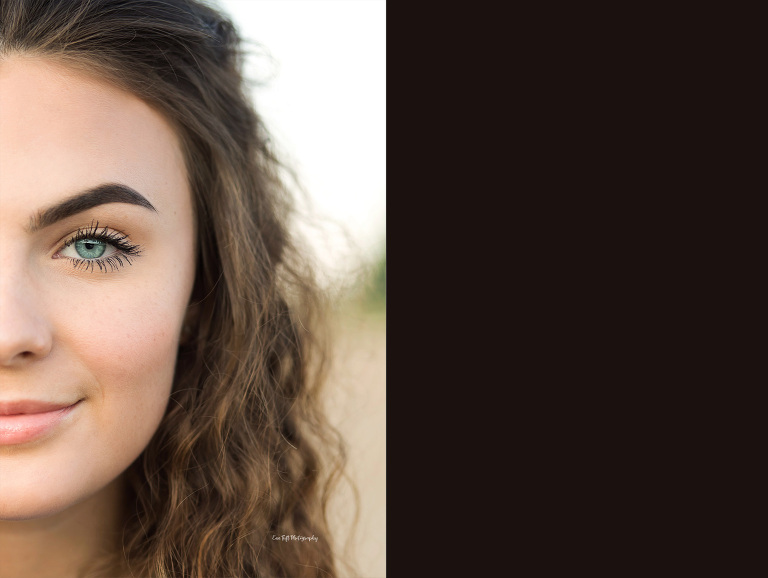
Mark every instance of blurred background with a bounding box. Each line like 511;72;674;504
214;2;385;576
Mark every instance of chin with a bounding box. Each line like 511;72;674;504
0;489;76;521
0;456;125;522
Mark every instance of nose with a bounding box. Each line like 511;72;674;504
0;274;53;366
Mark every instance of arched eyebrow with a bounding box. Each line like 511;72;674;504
28;183;157;232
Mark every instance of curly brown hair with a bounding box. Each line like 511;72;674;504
0;0;350;576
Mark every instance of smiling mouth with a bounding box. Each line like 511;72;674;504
0;399;83;446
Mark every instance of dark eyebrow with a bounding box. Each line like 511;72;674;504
29;183;157;232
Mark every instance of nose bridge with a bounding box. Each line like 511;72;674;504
0;252;53;365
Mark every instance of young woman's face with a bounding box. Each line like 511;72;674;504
0;57;196;519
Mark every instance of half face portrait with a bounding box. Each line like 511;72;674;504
0;2;371;576
0;55;197;519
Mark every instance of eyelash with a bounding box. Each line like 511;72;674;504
57;221;143;273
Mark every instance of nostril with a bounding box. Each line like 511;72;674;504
0;336;53;365
0;293;54;364
0;348;50;366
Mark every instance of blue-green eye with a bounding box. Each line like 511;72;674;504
57;222;142;273
61;237;115;261
74;238;107;259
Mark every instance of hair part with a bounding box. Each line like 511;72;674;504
1;1;351;576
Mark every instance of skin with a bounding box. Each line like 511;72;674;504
0;56;196;576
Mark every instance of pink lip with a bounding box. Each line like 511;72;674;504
0;399;82;446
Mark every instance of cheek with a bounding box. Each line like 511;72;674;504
54;273;192;443
63;287;185;397
81;307;179;381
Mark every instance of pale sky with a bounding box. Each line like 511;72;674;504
215;0;386;282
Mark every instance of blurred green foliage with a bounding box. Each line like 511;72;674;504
336;243;385;323
364;250;386;312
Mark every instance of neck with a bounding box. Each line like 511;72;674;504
0;476;126;578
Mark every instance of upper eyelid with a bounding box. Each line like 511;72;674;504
57;222;131;248
55;223;141;258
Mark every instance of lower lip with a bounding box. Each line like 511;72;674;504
0;402;81;446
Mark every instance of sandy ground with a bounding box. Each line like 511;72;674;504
325;310;386;578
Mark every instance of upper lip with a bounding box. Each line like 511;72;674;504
0;400;80;416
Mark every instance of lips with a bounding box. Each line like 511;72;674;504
0;399;82;445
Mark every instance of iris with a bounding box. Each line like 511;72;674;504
75;239;106;259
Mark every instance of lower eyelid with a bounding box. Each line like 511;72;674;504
55;250;141;274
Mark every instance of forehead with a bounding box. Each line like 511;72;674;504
0;55;188;215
